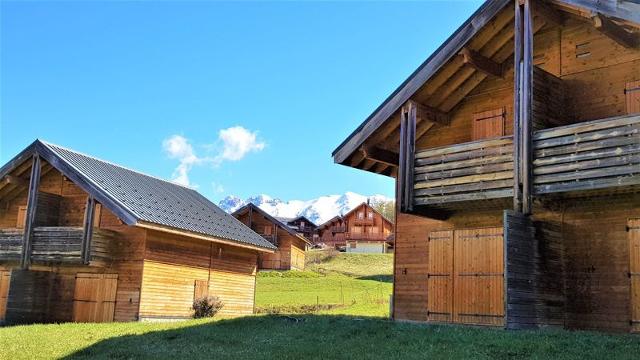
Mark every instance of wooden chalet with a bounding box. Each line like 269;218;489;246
276;215;318;243
317;202;394;253
332;0;640;332
0;140;276;324
233;204;311;270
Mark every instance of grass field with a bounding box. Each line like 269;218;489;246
255;250;393;316
2;315;640;359
1;251;639;359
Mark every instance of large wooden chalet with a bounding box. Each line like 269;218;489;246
317;202;393;253
233;204;311;270
333;0;640;332
0;140;276;324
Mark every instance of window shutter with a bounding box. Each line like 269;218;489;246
626;81;640;115
472;108;505;140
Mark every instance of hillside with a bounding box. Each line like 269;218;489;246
255;250;393;316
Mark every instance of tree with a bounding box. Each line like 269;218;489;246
370;199;395;223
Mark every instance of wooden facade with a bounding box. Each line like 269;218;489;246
233;204;310;270
317;203;393;253
333;0;640;332
0;143;274;324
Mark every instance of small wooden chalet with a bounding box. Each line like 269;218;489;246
317;202;394;253
276;215;318;243
333;0;640;332
0;140;275;324
233;204;311;270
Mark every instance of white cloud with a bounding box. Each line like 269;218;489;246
215;126;265;163
162;126;265;188
212;182;225;194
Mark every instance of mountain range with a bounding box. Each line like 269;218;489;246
217;192;393;225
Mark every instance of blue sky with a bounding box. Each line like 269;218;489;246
0;0;483;202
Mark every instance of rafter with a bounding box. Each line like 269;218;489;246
3;175;28;187
459;47;503;78
531;0;564;26
592;13;640;48
411;100;449;125
360;144;399;167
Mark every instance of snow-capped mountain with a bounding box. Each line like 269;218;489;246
218;192;392;225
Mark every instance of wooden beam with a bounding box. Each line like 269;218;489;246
411;100;449;125
592;13;640;48
21;155;41;269
531;0;564;26
81;197;96;265
552;0;640;25
398;101;417;213
3;175;28;187
360;145;399;167
458;47;503;78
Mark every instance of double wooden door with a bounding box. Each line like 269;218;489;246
0;271;10;321
73;273;118;322
630;219;640;333
427;227;504;326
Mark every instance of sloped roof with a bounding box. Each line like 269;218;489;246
316;202;394;229
276;215;317;228
232;203;312;245
0;140;276;251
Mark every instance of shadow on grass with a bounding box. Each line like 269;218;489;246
61;315;640;360
356;274;393;283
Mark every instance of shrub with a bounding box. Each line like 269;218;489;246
192;296;224;318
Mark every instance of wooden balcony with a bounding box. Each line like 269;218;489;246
409;114;640;212
331;226;346;233
353;218;374;226
345;232;387;241
0;227;116;265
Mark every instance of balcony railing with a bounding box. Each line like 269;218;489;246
345;232;388;241
410;114;640;209
331;226;346;233
354;218;374;226
0;226;117;264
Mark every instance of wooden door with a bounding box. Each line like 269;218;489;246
427;227;504;326
472;108;505;140
630;219;640;333
73;273;118;322
0;271;10;321
427;231;454;323
194;280;209;300
453;228;504;326
626;81;640;115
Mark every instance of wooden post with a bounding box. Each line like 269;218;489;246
522;0;534;214
20;155;41;269
513;0;523;213
81;196;96;265
398;101;417;213
513;0;533;214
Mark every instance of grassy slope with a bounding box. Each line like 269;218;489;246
2;316;639;360
255;251;393;316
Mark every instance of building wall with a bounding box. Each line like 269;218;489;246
139;229;259;319
345;241;387;254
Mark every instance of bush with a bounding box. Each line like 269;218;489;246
192;296;224;318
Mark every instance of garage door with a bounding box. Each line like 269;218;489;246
427;227;504;326
73;273;118;322
630;219;640;333
0;270;10;321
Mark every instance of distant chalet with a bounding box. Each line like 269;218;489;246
0;140;275;324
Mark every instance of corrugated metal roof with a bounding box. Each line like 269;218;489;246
25;141;275;250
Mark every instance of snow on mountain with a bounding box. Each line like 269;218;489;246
217;192;392;225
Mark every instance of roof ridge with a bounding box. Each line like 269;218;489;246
39;139;196;191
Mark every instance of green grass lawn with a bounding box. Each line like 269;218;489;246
255;250;393;316
2;315;639;360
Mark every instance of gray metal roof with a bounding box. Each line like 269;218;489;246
1;140;275;251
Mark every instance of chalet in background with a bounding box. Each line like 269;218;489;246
0;140;275;324
233;204;311;270
276;215;318;243
333;0;640;332
317;202;394;253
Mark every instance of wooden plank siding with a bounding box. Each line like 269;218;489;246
0;270;9;321
629;218;640;333
139;230;258;319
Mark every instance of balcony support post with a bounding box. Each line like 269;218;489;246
81;196;96;265
398;101;417;213
513;0;533;214
20;155;41;269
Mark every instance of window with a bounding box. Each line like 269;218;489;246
626;81;640;114
358;212;364;219
472;108;505;140
368;212;373;219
